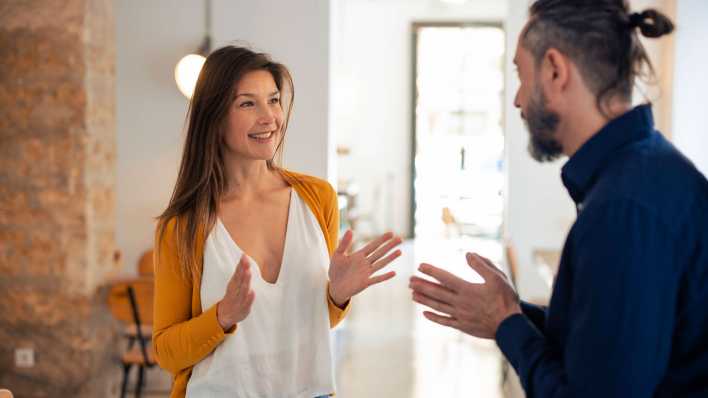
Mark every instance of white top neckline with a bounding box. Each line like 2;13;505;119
215;188;294;287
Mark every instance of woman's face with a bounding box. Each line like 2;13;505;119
223;69;284;163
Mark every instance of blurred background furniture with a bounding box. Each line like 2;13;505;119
533;248;562;290
137;249;155;277
108;275;156;398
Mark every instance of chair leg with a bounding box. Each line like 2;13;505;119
140;363;148;388
120;363;132;398
135;365;145;398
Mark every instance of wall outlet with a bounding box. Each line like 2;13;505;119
15;347;35;368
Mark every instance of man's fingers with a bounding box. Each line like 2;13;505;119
422;311;459;329
367;270;396;286
465;253;496;281
371;249;402;272
412;291;455;316
418;263;464;292
358;232;394;256
335;230;354;255
475;253;508;279
368;236;402;263
409;276;456;303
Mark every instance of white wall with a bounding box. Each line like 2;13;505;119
333;0;575;299
672;0;708;177
115;0;332;274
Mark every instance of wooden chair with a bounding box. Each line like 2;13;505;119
116;250;154;345
108;278;156;398
504;241;520;289
137;249;154;277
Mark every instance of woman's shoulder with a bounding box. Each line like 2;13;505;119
279;168;336;198
154;216;181;253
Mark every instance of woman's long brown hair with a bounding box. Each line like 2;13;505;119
155;46;294;279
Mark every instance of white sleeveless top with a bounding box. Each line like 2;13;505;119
186;189;335;398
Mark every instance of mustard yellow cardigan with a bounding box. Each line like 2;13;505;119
152;169;350;398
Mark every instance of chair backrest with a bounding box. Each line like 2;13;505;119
107;278;154;329
107;278;155;364
137;249;155;276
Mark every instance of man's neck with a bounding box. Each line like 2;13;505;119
561;99;631;157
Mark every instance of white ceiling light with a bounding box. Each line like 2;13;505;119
175;53;206;98
174;0;212;99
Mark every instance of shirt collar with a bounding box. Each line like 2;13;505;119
561;104;654;204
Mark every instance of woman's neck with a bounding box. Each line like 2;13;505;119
222;159;280;200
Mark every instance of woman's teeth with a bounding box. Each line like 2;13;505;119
249;131;273;140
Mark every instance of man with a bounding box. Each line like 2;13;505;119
409;1;708;396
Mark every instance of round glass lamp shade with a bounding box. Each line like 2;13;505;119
174;54;206;98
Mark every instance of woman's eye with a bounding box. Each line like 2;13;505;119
239;101;254;108
269;97;280;104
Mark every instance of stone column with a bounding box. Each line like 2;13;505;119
0;0;120;396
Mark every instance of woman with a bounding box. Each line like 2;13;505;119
152;46;402;398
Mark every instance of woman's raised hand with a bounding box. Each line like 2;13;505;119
216;255;256;331
328;230;403;306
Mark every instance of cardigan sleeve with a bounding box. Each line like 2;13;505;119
318;178;352;327
152;218;234;375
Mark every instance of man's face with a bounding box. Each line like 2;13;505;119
513;37;563;162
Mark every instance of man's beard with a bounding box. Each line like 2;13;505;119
524;85;563;162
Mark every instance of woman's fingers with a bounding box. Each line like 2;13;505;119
368;235;402;263
226;255;251;298
358;232;394;256
242;289;255;310
371;249;402;272
335;229;354;255
367;270;396;286
235;267;252;301
227;259;242;287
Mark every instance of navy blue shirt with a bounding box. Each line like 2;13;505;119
495;105;708;397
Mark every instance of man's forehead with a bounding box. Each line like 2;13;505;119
516;19;533;55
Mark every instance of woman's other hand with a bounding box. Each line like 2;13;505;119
328;230;402;306
216;255;256;331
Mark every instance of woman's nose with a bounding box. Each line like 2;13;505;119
257;105;275;124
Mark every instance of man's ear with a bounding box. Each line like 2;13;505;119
542;48;570;94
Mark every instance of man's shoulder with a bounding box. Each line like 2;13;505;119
585;134;708;234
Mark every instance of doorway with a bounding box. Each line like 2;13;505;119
411;23;506;241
